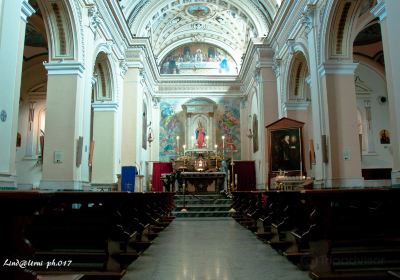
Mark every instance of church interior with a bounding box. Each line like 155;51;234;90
1;0;400;279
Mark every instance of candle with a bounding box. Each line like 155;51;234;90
183;144;186;154
222;135;225;150
206;135;209;147
191;135;195;148
235;174;238;185
176;136;180;154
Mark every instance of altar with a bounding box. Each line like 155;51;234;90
181;172;225;193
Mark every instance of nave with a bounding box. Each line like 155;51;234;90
122;218;309;280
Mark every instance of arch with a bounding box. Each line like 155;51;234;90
320;0;361;62
286;51;309;101
36;0;82;61
93;52;114;101
126;0;272;38
157;37;242;67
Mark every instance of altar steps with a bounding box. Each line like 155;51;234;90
172;194;233;218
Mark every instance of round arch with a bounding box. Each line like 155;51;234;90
36;0;83;62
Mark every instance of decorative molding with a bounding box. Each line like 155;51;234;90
272;56;282;77
119;60;128;77
44;61;85;77
286;39;296;55
318;62;358;76
283;101;310;111
301;3;316;35
371;1;387;21
88;5;103;35
92;102;119;112
21;0;35;22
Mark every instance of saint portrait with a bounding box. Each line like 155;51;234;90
270;128;301;172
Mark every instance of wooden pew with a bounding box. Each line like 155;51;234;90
301;188;400;279
0;191;50;280
0;191;175;280
232;188;400;279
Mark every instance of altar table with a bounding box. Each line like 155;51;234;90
181;172;225;193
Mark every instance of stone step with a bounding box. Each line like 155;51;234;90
175;194;225;199
173;194;232;218
174;199;232;205
172;210;232;218
174;205;232;211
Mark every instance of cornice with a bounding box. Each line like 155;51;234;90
92;102;119;112
371;1;387;21
21;0;35;23
283;101;310;111
318;62;358;76
44;62;85;77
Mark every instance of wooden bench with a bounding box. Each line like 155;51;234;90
0;191;175;280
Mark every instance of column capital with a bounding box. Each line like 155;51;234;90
371;0;387;21
318;62;358;76
44;61;85;77
272;56;282;77
302;3;316;35
92;102;119;112
21;0;35;23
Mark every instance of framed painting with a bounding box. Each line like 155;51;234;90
266;118;306;182
270;127;301;172
252;114;259;153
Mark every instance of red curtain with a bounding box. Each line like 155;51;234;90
152;162;173;192
232;161;256;191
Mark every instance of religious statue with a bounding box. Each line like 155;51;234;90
195;121;206;148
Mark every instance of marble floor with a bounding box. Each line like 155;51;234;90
122;218;310;280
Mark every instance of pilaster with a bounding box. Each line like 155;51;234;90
372;0;400;186
91;103;119;184
319;62;364;188
0;0;35;188
40;62;86;190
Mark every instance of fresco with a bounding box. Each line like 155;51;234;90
186;5;211;18
160;43;238;75
159;98;241;161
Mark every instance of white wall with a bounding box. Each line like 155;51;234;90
356;63;392;169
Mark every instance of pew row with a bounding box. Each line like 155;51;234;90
232;189;400;280
0;191;175;280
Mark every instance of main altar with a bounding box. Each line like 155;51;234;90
167;98;229;193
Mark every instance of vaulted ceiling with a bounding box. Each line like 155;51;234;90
119;0;281;66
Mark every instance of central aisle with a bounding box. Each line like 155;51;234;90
122;218;309;280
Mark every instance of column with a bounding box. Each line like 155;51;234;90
0;0;35;188
302;3;326;185
372;0;400;186
91;103;118;184
319;63;363;188
40;62;86;190
121;67;142;166
258;47;279;188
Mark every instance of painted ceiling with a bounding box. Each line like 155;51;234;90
119;0;281;71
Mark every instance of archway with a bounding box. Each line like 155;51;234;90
90;52;118;186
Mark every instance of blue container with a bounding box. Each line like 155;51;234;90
121;166;136;192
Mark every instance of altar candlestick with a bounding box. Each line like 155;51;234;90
176;136;180;154
222;135;225;158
